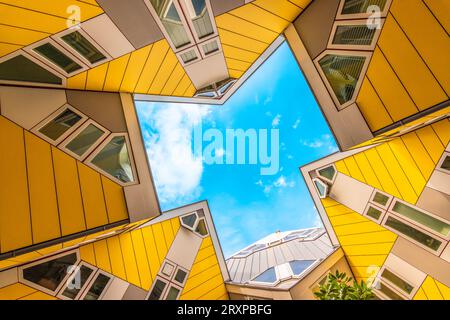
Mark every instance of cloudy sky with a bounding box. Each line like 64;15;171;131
135;42;338;258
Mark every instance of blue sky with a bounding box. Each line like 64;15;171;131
135;42;338;258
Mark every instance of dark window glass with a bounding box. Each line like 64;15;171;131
314;180;326;197
318;166;336;181
381;269;414;294
148;279;167;300
180;49;198;64
254;267;277;283
202;40;219;55
378;282;404;300
62;265;94;299
165;286;180;300
66;124;104;156
195;218;208;236
0;55;62;85
319;54;366;105
174;269;187;284
373;192;389;206
367;206;382;220
333;25;376;46
22;253;78;291
83;273;110;300
181;213;197;228
289;260;316;276
34;43;82;74
441;156;450;171
61;31;106;64
342;0;388;14
385;216;442;251
39;109;82;141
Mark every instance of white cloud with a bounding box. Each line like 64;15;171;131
292;118;301;129
299;134;338;153
138;102;210;205
272;114;281;127
263;96;272;106
257;175;296;195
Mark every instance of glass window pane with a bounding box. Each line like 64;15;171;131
342;0;388;14
187;0;214;39
392;202;450;237
319;54;366;105
333;25;376;46
148;279;167;300
441;156;450;171
373;192;389;206
174;269;187;284
314;180;326;197
318;166;336;181
367;206;382;220
381;269;414;294
61;31;106;64
39;109;82;141
385;216;442;251
289;260;315;276
149;0;191;49
23;253;78;292
91;136;134;183
181;213;197;228
202;40;219;55
254;267;277;283
33;43;82;74
165;286;180;300
66;124;105;156
0;55;62;85
180;49;198;64
378;282;404;300
83;273;110;300
195;218;208;236
62;265;94;299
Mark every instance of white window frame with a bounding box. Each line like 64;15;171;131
85;133;138;187
336;0;393;20
249;266;280;287
18;250;80;296
388;199;450;240
173;266;189;286
312;178;328;199
144;0;196;53
146;276;170;300
32;104;88;146
314;50;372;110
327;19;385;51
52;27;111;69
436;152;450;175
377;266;418;300
24;38;89;78
0;50;66;88
59;119;111;161
369;189;393;210
163;283;183;300
56;261;98;300
180;211;200;231
363;203;386;224
381;213;447;255
289;259;320;279
78;269;113;300
199;37;222;59
372;278;407;300
194;217;210;238
160;260;177;280
178;0;218;44
315;164;337;184
176;45;202;67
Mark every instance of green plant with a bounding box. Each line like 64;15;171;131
314;270;375;300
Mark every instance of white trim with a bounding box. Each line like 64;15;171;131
312;178;329;199
85;133;139;187
314;49;372;110
377;266;418;300
31;104;88;146
176;45;202;67
160;261;176;280
327;19;385;51
163;283;183;300
24;38;89;77
0;50;66;88
52;27;111;68
179;0;218;44
336;0;393;20
179;211;199;231
315;164;337;184
18;250;80;296
59;119;111;161
436;151;450;175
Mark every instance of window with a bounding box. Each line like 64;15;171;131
60;30;107;65
337;0;390;19
375;281;405;300
148;0;192;49
174;268;188;285
391;201;450;237
148;278;168;300
313;178;328;199
161;262;176;278
82;272;111;300
165;285;181;300
60;264;95;300
179;48;199;64
20;252;79;294
316;52;369;108
182;0;215;41
0;52;63;85
289;260;316;276
380;269;414;295
202;39;219;55
365;205;384;222
62;120;109;160
333;24;376;46
383;215;443;252
195;218;209;237
316;165;337;183
372;191;390;208
180;212;198;230
437;153;450;174
253;267;277;284
89;134;135;184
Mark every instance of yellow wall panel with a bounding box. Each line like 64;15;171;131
0;43;21;57
367;49;418;122
353;153;382;190
80;243;96;266
226;58;251;72
334;160;350;176
148;50;178;95
338;231;397;246
130;230;153;290
24;132;60;244
103;55;130;92
188;255;218;278
170;217;181;235
415;125;445;163
218;28;268;53
334;221;386;236
253;0;303;21
378;15;447;110
160;63;186;96
200;283;229;300
85;63;108;91
78;163;109;229
161;220;175;250
413;287;428;300
120;45;152;93
183;263;221;294
0;283;35;300
106;236;127;280
119;233;141;287
141;226;162;279
342;243;397;256
93;239;111;273
66;71;87;90
346;255;387;267
228;69;244;79
0;24;47;46
151;223;168;265
431;119;450;146
0;117;31;253
390;0;450;95
423;0;450;34
180;274;224;300
420;276;444;300
19;291;58;300
222;45;259;63
52;148;86;236
173;74;193;97
229;4;290;33
101;176;128;223
356;78;393;131
134;41;169;93
400;133;435;180
329;213;368;226
343;156;366;183
435;279;450;300
289;0;312;8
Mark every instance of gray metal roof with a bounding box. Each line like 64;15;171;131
226;228;334;287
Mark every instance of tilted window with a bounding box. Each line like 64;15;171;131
60;31;107;65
